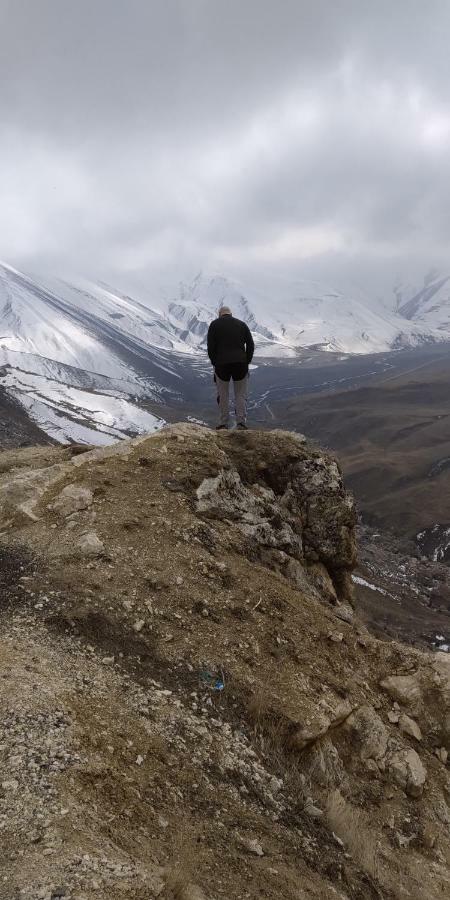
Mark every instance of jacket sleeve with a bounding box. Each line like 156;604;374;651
207;322;217;365
244;324;254;364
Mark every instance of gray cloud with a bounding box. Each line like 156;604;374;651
1;0;450;296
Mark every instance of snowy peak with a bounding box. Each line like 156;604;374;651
166;274;276;350
164;272;443;356
0;263;128;378
1;261;450;447
395;271;450;332
0;264;181;444
1;263;447;368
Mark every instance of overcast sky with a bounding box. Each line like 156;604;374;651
1;0;450;297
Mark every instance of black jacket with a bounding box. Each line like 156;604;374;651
207;315;254;368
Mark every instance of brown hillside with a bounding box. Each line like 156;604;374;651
277;364;450;541
0;425;449;899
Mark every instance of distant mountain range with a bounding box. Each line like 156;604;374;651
1;261;450;444
166;272;448;356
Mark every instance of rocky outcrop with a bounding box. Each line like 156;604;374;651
290;698;355;751
399;714;422;742
196;468;304;558
49;483;93;517
388;748;427;798
380;673;424;714
1;424;357;604
194;428;357;602
344;705;389;762
381;651;450;751
0;444;92;526
0;424;449;900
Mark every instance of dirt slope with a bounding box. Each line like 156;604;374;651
0;424;449;900
275;362;450;543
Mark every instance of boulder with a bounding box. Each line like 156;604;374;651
290;711;331;750
196;469;257;520
334;603;354;624
75;531;105;557
344;705;389;761
50;483;93;517
0;464;66;526
398;714;422;742
380;673;423;714
291;699;354;751
388;748;427;798
381;653;450;748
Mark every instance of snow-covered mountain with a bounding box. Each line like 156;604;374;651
394;271;450;334
166;273;442;356
1;262;449;446
0;262;200;444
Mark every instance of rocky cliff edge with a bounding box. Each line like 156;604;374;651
0;424;449;900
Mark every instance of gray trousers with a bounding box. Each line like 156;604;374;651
215;373;248;426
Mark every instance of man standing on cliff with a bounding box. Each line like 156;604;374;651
207;306;255;430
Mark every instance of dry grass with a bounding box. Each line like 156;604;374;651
325;788;380;881
161;820;207;900
163;871;207;900
247;689;322;813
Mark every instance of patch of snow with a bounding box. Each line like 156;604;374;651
187;416;208;426
417;523;450;562
395;272;450;333
352;574;388;595
2;367;164;445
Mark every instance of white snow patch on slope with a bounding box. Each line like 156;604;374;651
163;273;441;356
395;273;450;333
0;347;151;397
2;262;446;367
352;574;388;595
3;368;164;445
40;276;201;357
0;265;130;378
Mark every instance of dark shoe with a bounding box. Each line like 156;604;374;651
236;423;248;430
216;424;229;430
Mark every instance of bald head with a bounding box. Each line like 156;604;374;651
218;306;232;317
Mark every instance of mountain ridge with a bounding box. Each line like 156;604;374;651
0;424;449;898
2;261;450;445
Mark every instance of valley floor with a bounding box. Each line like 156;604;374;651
355;526;450;652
